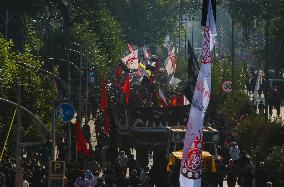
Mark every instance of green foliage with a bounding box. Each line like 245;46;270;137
259;118;284;156
208;58;249;129
265;146;284;186
0;35;53;142
106;0;196;46
70;7;125;76
233;114;266;152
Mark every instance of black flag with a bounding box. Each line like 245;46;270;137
201;0;216;26
184;40;199;102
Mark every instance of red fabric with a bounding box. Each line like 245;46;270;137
100;79;107;111
122;74;130;104
177;95;184;106
116;65;122;77
103;111;110;135
171;96;177;106
75;121;90;157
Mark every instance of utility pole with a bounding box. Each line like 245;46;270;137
15;85;21;187
191;14;194;52
178;0;181;55
67;53;72;162
52;61;56;161
264;2;269;122
231;12;235;92
5;9;8;39
79;45;83;124
85;55;89;124
185;22;187;68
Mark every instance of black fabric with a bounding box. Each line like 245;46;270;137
112;105;190;148
201;0;216;26
184;40;199;102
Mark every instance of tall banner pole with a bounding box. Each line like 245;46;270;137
180;0;216;186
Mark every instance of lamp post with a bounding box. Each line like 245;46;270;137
248;0;270;122
67;42;85;124
16;61;70;161
47;57;82;161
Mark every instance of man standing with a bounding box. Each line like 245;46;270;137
226;159;238;187
229;142;240;164
255;162;268;187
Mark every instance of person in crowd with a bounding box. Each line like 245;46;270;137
0;171;6;187
23;173;30;187
272;86;281;116
103;164;116;187
267;89;273;116
255;161;268;187
258;100;265;114
127;154;137;174
214;157;226;187
100;145;109;172
83;123;91;144
149;153;169;187
114;170;127;187
239;154;255;187
226;159;238;187
74;175;91;187
118;151;128;175
129;169;140;186
229;142;240;164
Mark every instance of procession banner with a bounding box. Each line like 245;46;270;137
180;0;216;186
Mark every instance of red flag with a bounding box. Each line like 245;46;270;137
100;79;107;111
103;111;110;134
116;65;122;77
75;121;90;157
176;95;184;106
122;74;130;104
171;96;177;106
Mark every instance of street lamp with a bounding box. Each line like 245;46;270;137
17;61;70;161
47;57;82;162
64;45;90;126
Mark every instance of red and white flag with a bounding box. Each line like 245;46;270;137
122;49;139;69
158;88;168;108
165;46;176;75
128;43;134;52
180;0;216;186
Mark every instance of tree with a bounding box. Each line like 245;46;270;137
0;35;53;143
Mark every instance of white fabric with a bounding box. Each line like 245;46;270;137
23;180;29;187
122;49;139;69
165;47;176;75
180;0;216;186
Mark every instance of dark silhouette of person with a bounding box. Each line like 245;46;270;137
255;162;268;187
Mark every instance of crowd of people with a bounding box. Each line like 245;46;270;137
212;142;272;187
0;122;274;187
